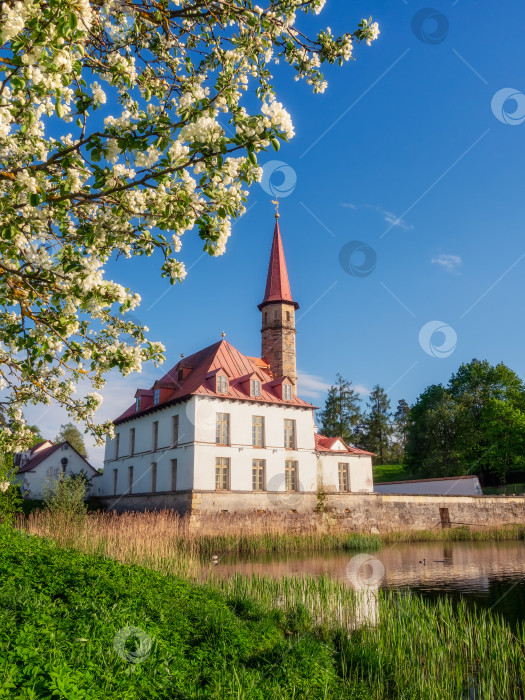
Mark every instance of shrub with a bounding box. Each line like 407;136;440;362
43;472;87;524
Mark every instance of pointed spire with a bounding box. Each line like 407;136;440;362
258;218;299;310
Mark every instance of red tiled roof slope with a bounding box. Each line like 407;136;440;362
16;441;100;475
115;339;314;424
315;433;375;456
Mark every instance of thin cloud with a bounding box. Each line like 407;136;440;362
340;203;413;231
380;209;413;231
296;371;331;399
297;371;371;400
431;254;462;273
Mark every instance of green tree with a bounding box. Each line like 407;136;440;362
449;360;525;483
318;374;362;444
406;385;460;477
394;399;410;448
406;360;525;483
55;423;88;458
361;385;393;464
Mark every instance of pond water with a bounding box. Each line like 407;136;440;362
215;540;525;627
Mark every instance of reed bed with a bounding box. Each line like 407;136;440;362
206;573;525;698
18;508;525;570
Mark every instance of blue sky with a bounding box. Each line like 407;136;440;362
26;1;525;466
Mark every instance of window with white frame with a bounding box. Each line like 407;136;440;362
283;384;293;401
217;375;228;394
129;428;135;456
136;396;141;412
153;388;160;405
285;460;298;491
252;459;265;491
251;379;261;397
216;413;230;445
284;419;296;449
215;457;230;490
338;463;350;492
115;433;120;460
128;465;134;494
113;468;118;496
252;416;265;447
152;421;159;451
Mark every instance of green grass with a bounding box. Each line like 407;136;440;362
483;483;525;496
372;464;416;483
2;525;524;699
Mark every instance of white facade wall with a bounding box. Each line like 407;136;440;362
17;444;99;499
319;454;374;493
100;398;195;496
100;394;374;501
192;395;318;492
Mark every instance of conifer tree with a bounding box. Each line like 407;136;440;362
361;385;393;464
318;374;362;444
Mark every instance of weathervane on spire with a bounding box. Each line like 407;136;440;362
271;198;280;219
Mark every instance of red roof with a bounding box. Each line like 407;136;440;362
314;433;375;456
115;339;314;424
15;441;99;475
258;219;299;310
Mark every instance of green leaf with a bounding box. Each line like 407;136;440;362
29;193;40;206
271;138;280;152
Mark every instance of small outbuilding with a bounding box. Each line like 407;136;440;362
374;475;483;496
14;440;101;499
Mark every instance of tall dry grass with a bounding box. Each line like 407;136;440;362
18;508;525;580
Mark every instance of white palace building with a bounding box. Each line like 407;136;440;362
98;215;374;513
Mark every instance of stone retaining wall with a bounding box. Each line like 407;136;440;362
95;490;525;533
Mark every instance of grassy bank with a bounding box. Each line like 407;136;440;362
1;525;523;699
372;464;416;482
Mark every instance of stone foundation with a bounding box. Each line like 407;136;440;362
94;490;525;533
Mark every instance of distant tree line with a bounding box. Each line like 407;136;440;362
318;359;525;485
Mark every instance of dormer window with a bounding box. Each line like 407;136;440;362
251;379;261;397
177;368;184;381
136;396;141;412
153;388;160;405
217;375;228;394
283;384;293;401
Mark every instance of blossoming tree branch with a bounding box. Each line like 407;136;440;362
0;0;379;447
